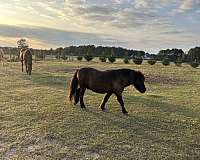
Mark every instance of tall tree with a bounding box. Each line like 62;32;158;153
17;38;29;48
188;47;200;62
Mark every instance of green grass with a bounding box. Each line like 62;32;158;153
0;60;200;159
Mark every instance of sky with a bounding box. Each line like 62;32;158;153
0;0;199;53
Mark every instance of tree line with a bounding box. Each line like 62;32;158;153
1;45;200;63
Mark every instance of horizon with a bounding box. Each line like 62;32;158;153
0;0;200;54
0;40;193;55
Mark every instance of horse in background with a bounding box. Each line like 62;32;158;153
68;67;146;114
0;48;6;66
20;48;32;75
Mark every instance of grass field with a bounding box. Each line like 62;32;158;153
0;60;200;159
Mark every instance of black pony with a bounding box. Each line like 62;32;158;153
69;67;146;114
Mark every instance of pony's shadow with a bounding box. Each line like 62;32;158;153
74;95;199;138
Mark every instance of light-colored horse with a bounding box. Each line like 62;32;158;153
0;48;6;66
20;48;32;75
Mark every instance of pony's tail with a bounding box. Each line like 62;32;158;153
68;70;79;103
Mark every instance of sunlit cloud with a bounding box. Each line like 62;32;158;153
179;0;200;12
0;24;128;49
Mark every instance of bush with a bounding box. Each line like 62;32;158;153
162;58;170;66
99;56;107;62
55;54;60;59
133;57;143;65
77;56;83;61
190;61;199;68
123;57;129;64
61;55;67;60
84;55;93;62
147;59;156;65
108;56;116;63
174;60;182;67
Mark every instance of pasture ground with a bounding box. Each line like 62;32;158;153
0;60;200;159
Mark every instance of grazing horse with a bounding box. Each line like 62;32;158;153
0;48;6;66
20;48;32;75
69;67;146;114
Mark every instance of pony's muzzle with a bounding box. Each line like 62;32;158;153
140;87;146;93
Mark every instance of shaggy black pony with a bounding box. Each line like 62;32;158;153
69;67;146;114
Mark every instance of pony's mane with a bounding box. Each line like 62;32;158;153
20;48;27;52
135;70;145;79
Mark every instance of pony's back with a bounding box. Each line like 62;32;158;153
24;50;32;64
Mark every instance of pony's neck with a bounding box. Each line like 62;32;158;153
119;70;133;87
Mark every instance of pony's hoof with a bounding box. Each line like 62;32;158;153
81;107;87;111
100;106;105;111
101;108;108;112
122;110;128;114
81;106;86;109
73;100;79;105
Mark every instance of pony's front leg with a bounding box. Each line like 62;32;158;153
100;93;112;111
115;93;128;114
79;87;86;108
21;60;23;72
25;61;28;74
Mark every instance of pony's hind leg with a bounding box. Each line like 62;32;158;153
100;93;112;111
21;60;23;72
74;88;80;105
79;87;86;108
25;60;28;74
29;70;31;75
115;93;128;114
28;64;32;75
28;69;31;75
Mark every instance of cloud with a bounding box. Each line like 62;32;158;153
134;0;149;9
160;30;184;35
0;0;186;31
0;24;126;48
0;0;199;53
62;0;174;31
180;0;193;11
0;23;198;53
178;0;200;12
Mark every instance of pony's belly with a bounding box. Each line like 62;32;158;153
88;87;107;94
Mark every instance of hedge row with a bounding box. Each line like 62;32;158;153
74;56;199;68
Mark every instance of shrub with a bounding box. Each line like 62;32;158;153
133;57;143;65
190;61;199;68
77;56;83;61
123;57;129;64
174;60;182;67
55;54;60;59
61;55;67;60
99;56;107;62
84;55;93;62
108;56;116;63
162;58;170;66
147;59;156;65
